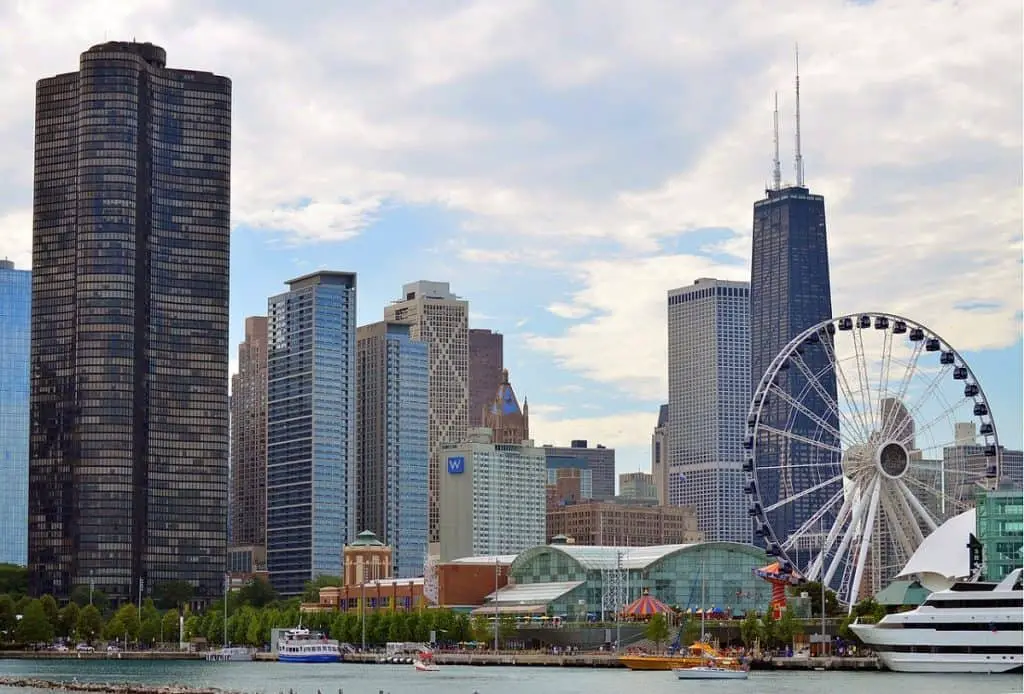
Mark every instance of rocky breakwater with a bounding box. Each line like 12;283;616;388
0;678;245;694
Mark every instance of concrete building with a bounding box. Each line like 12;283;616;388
355;321;429;578
667;278;751;543
619;472;659;503
546;456;593;510
28;42;231;602
438;428;546;561
943;422;1024;504
0;259;30;566
230;317;268;552
468;329;503;427
546;501;703;546
267;272;357;596
385;281;469;543
652;404;669;505
542;441;615;501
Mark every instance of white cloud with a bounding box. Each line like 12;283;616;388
546;302;592;320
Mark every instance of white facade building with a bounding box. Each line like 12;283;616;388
667;277;750;543
438;428;546;561
385;281;469;543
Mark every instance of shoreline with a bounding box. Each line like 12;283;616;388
0;678;239;694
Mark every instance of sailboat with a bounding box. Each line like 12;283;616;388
672;562;749;681
206;576;255;662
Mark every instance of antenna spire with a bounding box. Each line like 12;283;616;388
772;91;781;190
794;43;805;187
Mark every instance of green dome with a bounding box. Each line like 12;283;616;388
351;530;385;547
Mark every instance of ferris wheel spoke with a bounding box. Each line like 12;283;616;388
759;424;843;455
903;474;966;522
895;477;939;532
895;397;962;452
890;480;926;546
849;477;883;608
888;362;956;445
780;486;845;553
852;326;877;436
819;335;874;443
879;484;918;562
876;327;895;423
764;473;844;513
788;351;868;444
879;339;926;439
767;382;844;443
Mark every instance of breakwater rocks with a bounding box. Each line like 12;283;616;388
0;678;244;694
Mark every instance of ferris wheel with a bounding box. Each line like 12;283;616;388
743;312;1001;608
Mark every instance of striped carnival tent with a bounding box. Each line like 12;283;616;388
621;590;673;618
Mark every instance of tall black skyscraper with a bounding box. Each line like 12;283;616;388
748;64;839;557
29;42;231;603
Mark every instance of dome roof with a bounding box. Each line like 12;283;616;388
896;508;975;592
350;529;385;547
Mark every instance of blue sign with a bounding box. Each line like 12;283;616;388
447;456;465;474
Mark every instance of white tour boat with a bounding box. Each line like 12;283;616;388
205;646;255;662
277;627;341;663
674;663;749;680
850;568;1023;674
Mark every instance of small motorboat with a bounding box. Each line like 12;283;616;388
674;665;748;680
413;650;440;672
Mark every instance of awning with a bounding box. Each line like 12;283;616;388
470;603;548;616
875;579;931;606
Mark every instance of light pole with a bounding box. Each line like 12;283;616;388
361;581;366;651
493;556;499;652
615;551;622;652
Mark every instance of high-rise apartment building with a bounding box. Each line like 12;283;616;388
438;428;546;561
748;77;837;548
28;42;231;601
0;259;31;566
619;472;659;503
651;404;669;505
384;281;469;543
355;321;429;579
267;272;357;596
230;317;268;550
668;278;750;543
542;441;616;500
468;329;503;427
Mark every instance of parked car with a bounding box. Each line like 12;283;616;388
76;644;95;652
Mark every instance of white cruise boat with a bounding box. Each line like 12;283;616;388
851;568;1023;674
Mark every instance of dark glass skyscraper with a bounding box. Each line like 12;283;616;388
29;42;231;603
750;184;838;551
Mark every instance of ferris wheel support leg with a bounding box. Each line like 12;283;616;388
808;490;855;580
895;479;938;532
824;482;870;588
892;482;925;546
848;478;882;608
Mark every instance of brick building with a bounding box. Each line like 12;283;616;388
546;501;704;546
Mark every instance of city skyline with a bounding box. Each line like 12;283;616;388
0;2;1019;479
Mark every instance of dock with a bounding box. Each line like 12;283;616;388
0;650;204;660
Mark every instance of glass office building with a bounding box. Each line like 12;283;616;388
29;42;231;602
356;321;429;579
0;260;30;566
267;272;357;596
750;186;837;548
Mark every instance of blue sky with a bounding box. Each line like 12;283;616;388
0;0;1020;478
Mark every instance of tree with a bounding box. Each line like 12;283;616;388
678;616;702;646
39;594;59;629
470;615;490;643
739;610;761;647
841;597;888;642
76;605;103;643
69;584;108;612
761;609;778;647
0;594;16;643
790;581;841;617
140;615;161;647
239;577;278;608
645;613;671;651
161;610;180;646
301;575;341;603
152;580;194;612
498;615;517;644
58;602;81;640
103;614;125;642
776;607;803;646
0;563;28;596
16;599;54;645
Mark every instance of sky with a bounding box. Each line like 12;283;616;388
0;0;1020;478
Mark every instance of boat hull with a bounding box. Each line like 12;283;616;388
278;653;340;663
876;651;1022;674
674;667;749;680
620;655;706;671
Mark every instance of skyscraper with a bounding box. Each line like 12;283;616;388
482;369;529;444
384;281;468;543
668;278;751;542
0;259;31;566
230;317;268;550
541;441;616;501
355;321;429;579
651;404;669;505
267;272;357;596
468;329;503;427
29;42;231;601
748;67;837;549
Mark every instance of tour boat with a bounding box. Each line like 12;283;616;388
413;651;440;672
850;568;1022;674
277;627;341;663
205;646;255;662
674;663;749;680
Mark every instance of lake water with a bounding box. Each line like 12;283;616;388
0;659;1021;694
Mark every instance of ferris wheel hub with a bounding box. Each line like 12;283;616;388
876;440;910;479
